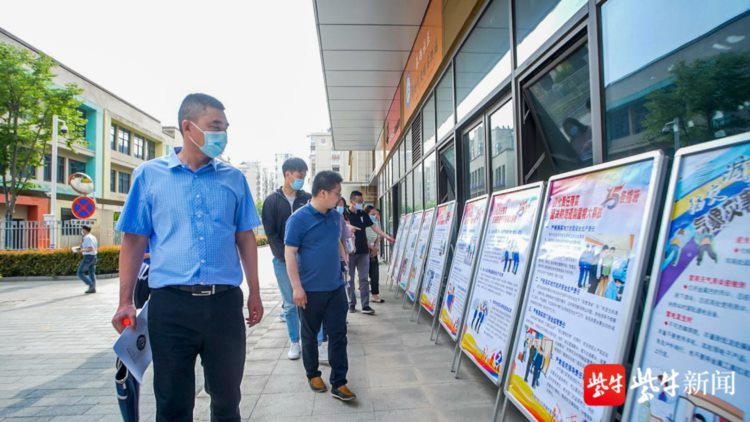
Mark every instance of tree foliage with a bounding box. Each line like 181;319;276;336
0;42;86;220
643;52;750;148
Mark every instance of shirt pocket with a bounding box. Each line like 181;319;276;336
206;185;237;226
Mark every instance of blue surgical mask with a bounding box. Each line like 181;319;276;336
370;215;378;223
291;178;304;191
189;121;227;159
336;206;344;214
568;126;580;138
354;203;363;211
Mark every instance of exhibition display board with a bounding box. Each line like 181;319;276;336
397;211;426;291
388;214;411;279
458;183;545;385
420;201;457;316
505;151;666;422
624;134;750;422
439;195;489;341
405;208;437;302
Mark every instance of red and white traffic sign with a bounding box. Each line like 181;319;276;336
72;196;96;219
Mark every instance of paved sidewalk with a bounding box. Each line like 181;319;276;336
0;247;526;421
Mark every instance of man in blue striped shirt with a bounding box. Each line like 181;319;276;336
112;93;263;421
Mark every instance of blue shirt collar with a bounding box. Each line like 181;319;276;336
167;147;218;170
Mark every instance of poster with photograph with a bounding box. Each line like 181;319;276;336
398;211;425;291
420;202;457;316
460;184;544;385
439;196;489;341
506;153;664;422
626;137;750;422
406;208;436;302
389;214;411;279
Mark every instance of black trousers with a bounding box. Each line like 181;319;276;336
298;286;349;388
149;287;246;422
369;255;380;295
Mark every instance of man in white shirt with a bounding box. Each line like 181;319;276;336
77;225;98;294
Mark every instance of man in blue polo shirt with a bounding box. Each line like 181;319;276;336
285;170;355;401
111;93;263;421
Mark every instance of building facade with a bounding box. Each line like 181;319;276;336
313;0;750;242
0;27;180;247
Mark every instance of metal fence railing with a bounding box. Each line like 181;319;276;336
0;220;92;251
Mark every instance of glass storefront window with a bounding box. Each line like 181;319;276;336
437;65;455;140
414;163;424;211
490;101;517;190
602;0;750;159
405;128;413;172
424;151;438;208
423;94;437;154
526;45;593;172
439;142;457;203
394;145;401;182
456;0;512;120
400;180;407;214
515;0;587;66
463;122;486;200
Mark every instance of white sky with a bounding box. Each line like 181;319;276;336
0;1;331;168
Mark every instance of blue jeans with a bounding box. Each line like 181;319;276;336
272;257;325;344
77;255;97;287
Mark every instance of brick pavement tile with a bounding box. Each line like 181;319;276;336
312;387;374;415
250;392;314;418
369;386;431;412
33;405;93;417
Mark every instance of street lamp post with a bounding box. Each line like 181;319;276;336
50;115;68;249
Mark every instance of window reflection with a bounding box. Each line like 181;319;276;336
490;102;517;190
525;45;593;174
423;95;436;153
463;122;486;199
414;163;424;211
437;66;455;140
424;152;438;208
456;0;512;120
602;1;750;159
439;143;456;203
515;0;587;66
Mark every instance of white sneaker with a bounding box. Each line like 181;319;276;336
318;342;329;365
288;342;301;360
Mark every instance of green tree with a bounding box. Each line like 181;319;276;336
642;52;750;148
0;42;85;223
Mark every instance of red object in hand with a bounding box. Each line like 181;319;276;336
122;318;132;328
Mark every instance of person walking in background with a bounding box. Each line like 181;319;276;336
112;93;264;421
285;171;356;401
364;205;384;303
344;191;394;315
76;225;98;294
262;157;327;361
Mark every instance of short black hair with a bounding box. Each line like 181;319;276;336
364;205;375;214
178;93;225;134
312;171;343;196
81;225;91;232
350;190;363;200
282;157;308;175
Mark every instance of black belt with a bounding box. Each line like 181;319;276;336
168;284;235;296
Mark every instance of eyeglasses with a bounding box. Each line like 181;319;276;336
325;190;342;198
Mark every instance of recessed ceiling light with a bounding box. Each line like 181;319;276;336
713;43;731;50
726;35;745;44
